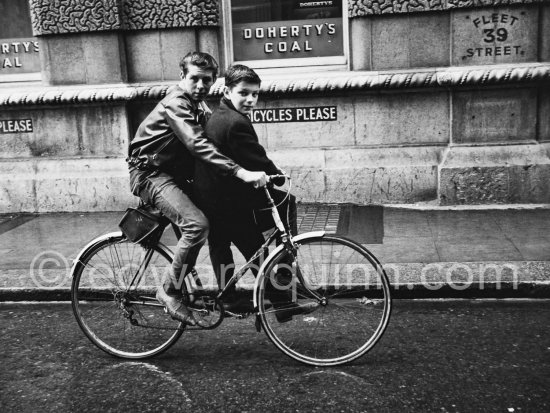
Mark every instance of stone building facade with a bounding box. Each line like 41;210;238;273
0;0;549;212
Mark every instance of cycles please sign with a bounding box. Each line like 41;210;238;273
0;118;33;134
251;106;337;123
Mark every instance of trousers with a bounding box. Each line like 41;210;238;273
130;169;209;296
206;191;297;295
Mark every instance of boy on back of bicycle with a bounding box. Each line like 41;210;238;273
194;65;302;320
127;53;267;327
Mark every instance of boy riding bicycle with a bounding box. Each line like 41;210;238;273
76;63;390;362
127;53;267;327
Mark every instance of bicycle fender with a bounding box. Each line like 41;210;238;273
69;231;174;276
252;231;325;309
70;231;122;276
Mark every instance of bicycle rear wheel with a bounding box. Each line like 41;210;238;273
71;233;184;359
257;234;391;366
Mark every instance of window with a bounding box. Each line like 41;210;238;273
0;0;40;82
224;0;348;69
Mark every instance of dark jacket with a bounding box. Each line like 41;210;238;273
128;85;240;190
194;97;282;213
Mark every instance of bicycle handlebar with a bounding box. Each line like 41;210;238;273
252;174;289;189
268;173;289;180
267;174;290;183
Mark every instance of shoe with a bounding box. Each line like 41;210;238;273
188;296;207;309
156;288;206;327
273;301;318;323
223;296;254;314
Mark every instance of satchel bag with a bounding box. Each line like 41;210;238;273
118;206;167;245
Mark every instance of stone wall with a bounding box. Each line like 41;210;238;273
248;69;549;205
37;27;220;84
348;2;550;205
29;0;221;84
1;61;548;211
350;5;547;69
0;0;549;212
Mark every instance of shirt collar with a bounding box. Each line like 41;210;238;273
220;97;251;121
221;96;237;112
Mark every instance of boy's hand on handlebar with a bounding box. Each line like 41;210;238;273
272;169;287;186
236;169;268;188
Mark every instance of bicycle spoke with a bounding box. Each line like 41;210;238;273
258;234;391;366
72;235;184;358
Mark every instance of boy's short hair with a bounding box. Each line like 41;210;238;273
180;51;219;77
224;64;261;89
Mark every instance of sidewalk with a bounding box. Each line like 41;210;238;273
1;204;549;300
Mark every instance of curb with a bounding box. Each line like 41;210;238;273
2;260;549;301
2;281;550;302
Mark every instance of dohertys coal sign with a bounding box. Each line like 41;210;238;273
233;18;343;61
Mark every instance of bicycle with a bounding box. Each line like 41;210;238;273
70;175;392;367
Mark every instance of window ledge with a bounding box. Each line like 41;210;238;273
0;63;548;107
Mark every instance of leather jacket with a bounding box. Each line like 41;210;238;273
128;85;241;184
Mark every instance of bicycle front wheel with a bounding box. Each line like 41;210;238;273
257;234;391;366
71;233;184;359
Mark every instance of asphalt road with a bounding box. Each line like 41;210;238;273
1;299;549;412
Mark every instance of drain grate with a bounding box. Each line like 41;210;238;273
297;204;341;233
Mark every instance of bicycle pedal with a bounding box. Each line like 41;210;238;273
224;310;249;319
190;307;210;315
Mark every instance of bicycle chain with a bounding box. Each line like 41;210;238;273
123;304;223;331
119;300;184;331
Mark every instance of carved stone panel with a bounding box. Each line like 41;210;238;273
125;29;197;82
349;0;446;16
122;0;219;30
452;88;537;144
30;0;123;35
370;12;450;69
439;145;550;204
348;0;546;17
39;32;127;84
452;6;538;65
0;105;127;158
30;0;219;36
355;92;449;146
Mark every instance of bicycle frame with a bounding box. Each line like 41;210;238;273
70;175;392;364
217;185;324;305
215;226;279;300
122;178;323;311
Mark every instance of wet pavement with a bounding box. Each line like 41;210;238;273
1;205;550;299
1;299;549;412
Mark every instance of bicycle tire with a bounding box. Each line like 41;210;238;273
256;233;392;367
71;232;184;359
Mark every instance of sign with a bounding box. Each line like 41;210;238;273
234;18;343;61
455;8;536;65
0;119;33;134
0;37;40;75
251;106;337;123
465;13;522;58
231;0;343;62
